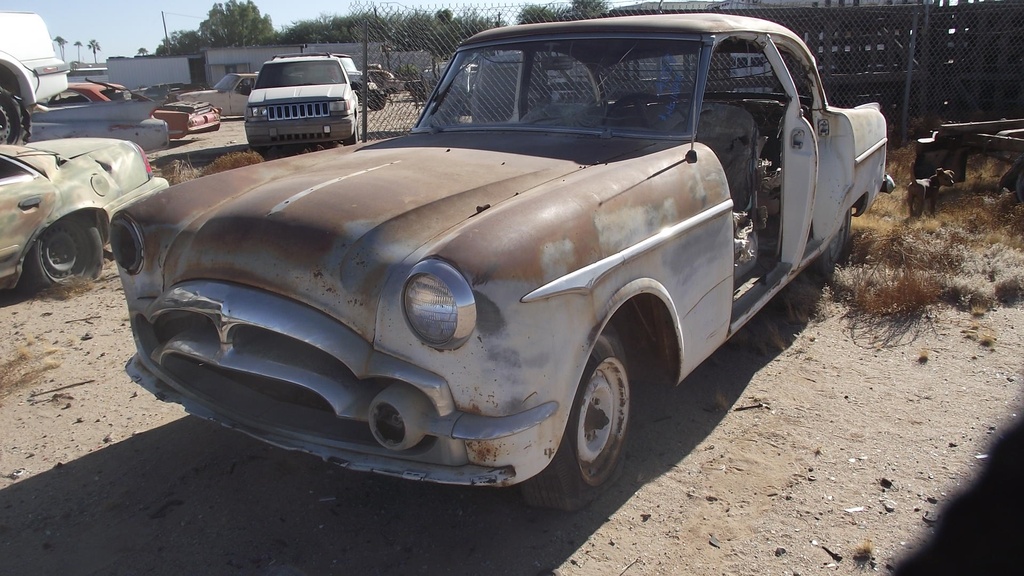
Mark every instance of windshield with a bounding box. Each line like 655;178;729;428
338;57;360;75
255;61;347;89
418;37;701;136
213;75;240;90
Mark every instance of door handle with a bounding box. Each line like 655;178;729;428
18;196;42;210
791;128;805;150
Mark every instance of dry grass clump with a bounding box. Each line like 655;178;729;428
40;276;96;301
852;538;875;563
161;150;264;185
163;159;201;185
201;150;265;177
835;143;1024;316
0;339;61;401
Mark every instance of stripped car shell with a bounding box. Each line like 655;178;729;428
113;14;891;509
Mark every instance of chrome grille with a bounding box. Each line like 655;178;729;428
268;101;330;120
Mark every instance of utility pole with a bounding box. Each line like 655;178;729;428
162;11;170;49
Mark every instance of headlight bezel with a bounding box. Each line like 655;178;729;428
110;213;144;275
247;106;267;119
402;259;476;350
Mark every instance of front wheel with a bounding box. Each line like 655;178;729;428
18;217;103;292
521;328;630;511
0;88;29;145
342;114;360;146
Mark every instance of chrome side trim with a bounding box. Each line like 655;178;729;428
451;401;559;441
855;137;887;165
522;199;733;303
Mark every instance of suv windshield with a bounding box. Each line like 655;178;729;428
255;60;347;89
418;37;701;136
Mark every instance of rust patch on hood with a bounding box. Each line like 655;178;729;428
124;132;662;341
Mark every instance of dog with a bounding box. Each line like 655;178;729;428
907;168;956;217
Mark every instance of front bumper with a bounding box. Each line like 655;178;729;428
124;280;558;486
245;115;355;146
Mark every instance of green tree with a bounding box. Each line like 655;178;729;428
73;40;83;63
87;39;101;63
278;13;359;44
553;0;609;21
518;5;558;24
199;0;276;47
137;48;149;56
53;36;67;60
155;30;205;56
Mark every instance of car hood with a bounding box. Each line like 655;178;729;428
248;85;350;103
178;89;222;100
135;132;661;341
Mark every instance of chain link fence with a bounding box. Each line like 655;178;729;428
346;1;1024;144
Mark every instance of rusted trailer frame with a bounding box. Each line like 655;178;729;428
914;119;1024;201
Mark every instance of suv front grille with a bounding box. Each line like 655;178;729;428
268;101;331;120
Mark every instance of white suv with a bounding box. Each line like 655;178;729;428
245;53;360;152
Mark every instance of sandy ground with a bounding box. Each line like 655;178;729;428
1;124;1022;576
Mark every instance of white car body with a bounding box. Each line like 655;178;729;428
112;15;892;510
177;73;256;117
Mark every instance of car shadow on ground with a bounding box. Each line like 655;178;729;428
0;314;801;576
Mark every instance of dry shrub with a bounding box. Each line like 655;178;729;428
161;151;264;185
202;150;264;177
835;266;942;316
838;143;1024;315
162;159;201;185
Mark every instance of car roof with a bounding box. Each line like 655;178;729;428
464;13;802;46
267;52;349;63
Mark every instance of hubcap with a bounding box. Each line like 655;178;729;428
41;227;77;277
576;356;628;483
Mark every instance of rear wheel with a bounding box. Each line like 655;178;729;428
521;328;630;511
0;88;29;145
18;217;103;292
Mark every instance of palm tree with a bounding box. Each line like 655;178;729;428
74;41;83;63
53;36;67;60
137;48;149;56
87;39;101;63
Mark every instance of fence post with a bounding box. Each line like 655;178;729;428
901;9;919;146
362;18;369;142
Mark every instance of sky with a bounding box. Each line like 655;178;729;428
2;1;426;62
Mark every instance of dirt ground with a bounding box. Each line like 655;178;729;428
1;124;1022;576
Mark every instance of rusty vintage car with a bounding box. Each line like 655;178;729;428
1;137;168;291
46;81;221;140
111;15;892;510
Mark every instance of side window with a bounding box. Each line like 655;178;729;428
0;158;35;186
705;39;781;97
48;90;90;106
237;78;253;94
699;39;789;213
778;48;815;108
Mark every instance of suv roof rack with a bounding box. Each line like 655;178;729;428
271;52;352;60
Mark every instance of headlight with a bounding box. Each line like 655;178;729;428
247;106;267;119
403;259;476;349
329;100;349;114
110;213;144;275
